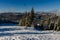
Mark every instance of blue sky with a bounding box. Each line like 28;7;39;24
0;0;60;12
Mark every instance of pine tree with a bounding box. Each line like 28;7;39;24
29;7;35;26
48;18;51;29
57;18;60;30
30;7;35;22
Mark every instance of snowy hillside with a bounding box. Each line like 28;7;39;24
0;34;60;40
0;26;60;40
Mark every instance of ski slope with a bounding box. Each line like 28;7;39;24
0;26;60;40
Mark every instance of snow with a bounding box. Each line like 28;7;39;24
0;26;60;40
0;34;60;40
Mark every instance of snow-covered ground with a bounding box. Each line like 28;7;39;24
0;26;60;40
0;34;60;40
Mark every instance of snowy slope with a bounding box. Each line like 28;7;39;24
0;34;60;40
0;26;60;40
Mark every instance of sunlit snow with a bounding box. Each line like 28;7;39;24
0;26;60;40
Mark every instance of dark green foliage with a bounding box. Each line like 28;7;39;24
57;19;60;31
58;19;60;27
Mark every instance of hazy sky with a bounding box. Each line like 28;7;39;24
0;0;60;12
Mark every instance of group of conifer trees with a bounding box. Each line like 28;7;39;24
20;8;35;27
20;8;60;31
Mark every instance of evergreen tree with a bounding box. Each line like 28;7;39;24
48;18;51;30
57;18;60;30
29;7;35;26
30;7;35;22
20;7;35;27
